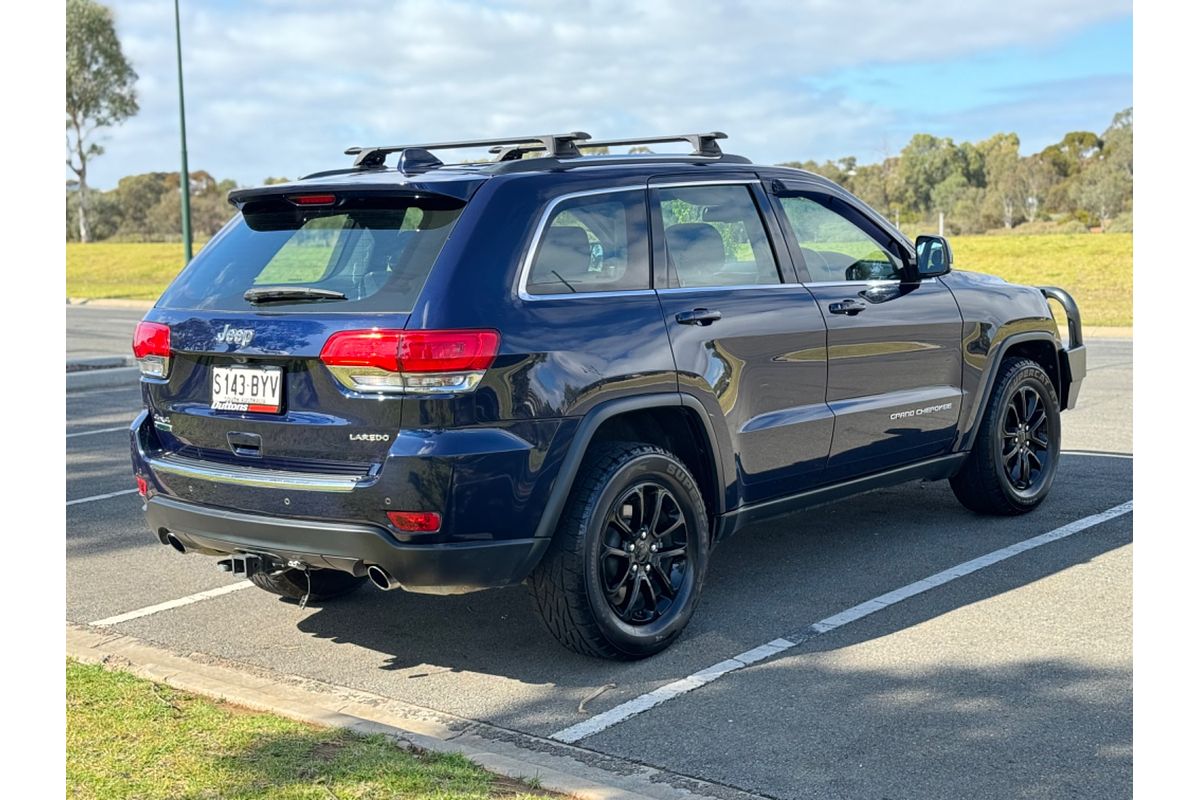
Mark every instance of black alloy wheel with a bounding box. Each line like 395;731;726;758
1002;385;1052;494
599;482;691;626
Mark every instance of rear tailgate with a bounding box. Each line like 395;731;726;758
141;311;409;468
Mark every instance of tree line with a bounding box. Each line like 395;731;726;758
66;110;1132;244
782;108;1132;236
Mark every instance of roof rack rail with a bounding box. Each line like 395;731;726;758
344;132;592;168
489;131;729;159
583;131;729;157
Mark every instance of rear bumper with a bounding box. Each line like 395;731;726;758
144;494;549;595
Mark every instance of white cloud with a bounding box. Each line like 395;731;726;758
83;0;1131;187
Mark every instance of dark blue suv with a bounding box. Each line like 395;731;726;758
130;131;1085;659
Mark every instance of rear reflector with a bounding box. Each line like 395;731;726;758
135;475;149;497
132;321;171;378
289;193;336;206
387;510;442;532
320;329;499;394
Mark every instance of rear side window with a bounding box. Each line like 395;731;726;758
524;189;649;296
654;184;782;288
157;195;464;312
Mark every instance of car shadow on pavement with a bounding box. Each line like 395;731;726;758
290;461;1131;691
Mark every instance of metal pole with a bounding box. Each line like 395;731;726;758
174;0;193;262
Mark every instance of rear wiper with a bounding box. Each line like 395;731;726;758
244;286;347;304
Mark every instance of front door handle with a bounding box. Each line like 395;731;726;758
829;298;867;316
675;308;722;326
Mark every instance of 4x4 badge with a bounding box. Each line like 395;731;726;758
215;324;254;347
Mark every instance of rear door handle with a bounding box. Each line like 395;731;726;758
829;299;867;316
675;308;722;326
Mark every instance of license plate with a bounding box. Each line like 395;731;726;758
211;365;283;413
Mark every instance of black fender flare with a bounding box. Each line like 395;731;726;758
532;393;727;540
957;331;1061;452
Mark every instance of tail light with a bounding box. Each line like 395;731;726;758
132;321;171;378
320;329;500;394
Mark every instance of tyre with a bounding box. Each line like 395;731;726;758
951;357;1061;515
249;567;366;603
530;441;709;659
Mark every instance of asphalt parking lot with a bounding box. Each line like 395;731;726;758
65;313;1132;799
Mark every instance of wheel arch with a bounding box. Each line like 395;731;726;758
959;332;1062;452
532;394;726;542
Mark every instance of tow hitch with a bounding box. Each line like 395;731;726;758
216;553;272;578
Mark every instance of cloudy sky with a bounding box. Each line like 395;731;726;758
81;0;1132;189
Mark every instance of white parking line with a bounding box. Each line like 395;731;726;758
90;581;254;627
66;425;129;439
1062;450;1133;459
550;499;1134;744
66;488;140;506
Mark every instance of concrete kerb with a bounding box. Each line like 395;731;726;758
66;624;765;800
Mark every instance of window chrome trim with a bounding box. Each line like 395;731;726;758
802;278;940;288
517;184;650;301
649;178;760;189
655;283;804;294
148;453;370;493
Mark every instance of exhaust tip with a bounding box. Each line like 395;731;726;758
164;533;187;554
366;564;399;591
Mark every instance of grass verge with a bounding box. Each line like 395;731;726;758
67;659;552;800
66;233;1132;327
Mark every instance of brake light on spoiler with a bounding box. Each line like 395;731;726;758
132;321;171;378
320;329;500;395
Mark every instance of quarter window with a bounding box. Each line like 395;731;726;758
525;190;649;295
655;185;782;288
779;194;903;282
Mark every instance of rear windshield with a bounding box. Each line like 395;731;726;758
157;194;464;312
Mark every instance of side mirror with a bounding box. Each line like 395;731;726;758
915;235;953;277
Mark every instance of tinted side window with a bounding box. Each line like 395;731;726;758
525;190;649;295
779;194;903;282
655;185;781;288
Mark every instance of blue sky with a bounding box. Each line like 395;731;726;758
81;0;1132;189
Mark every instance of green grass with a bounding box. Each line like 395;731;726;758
66;242;200;300
65;232;1132;326
67;659;552;800
952;233;1132;328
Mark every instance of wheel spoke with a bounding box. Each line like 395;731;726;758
1028;408;1047;434
656;545;687;560
619;574;641;620
652;561;677;598
604;561;632;595
648;488;666;533
654;516;684;541
610;513;633;536
1002;441;1020;462
633;485;647;529
640;570;658;611
1019;451;1031;486
1024;389;1039;422
604;545;631;560
1027;450;1042;470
